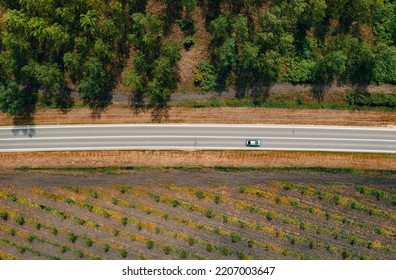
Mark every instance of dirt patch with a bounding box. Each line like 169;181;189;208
0;150;395;171
0;107;395;127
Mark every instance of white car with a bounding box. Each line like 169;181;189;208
246;139;261;147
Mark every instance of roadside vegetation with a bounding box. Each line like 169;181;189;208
1;0;396;120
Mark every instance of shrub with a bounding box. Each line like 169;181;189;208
88;190;99;199
117;185;128;194
204;210;213;218
176;18;196;35
8;229;16;236
102;244;110;253
214;196;220;204
103;211;110;218
183;36;195;50
247;239;254;248
164;246;172;255
266;212;274;221
60;245;68;253
206;243;213;252
50;228;58;236
194;60;217;93
18;247;26;254
0;211;9;221
346;91;396;108
146;240;154;249
187;237;197;246
149;193;160;202
195;191;204;199
7;194;17;202
136;222;142;231
67;232;78;243
238;220;246;228
14;214;25;226
163;214;169;220
26;235;34;243
286;59;316;84
341;250;352;259
222;215;228;223
85;238;93;247
34;223;42;230
221;247;229;256
112;198;119;205
113;229;120;236
121;217;128;226
231;234;241;243
119;249;128;258
171;200;180;207
180;250;187;259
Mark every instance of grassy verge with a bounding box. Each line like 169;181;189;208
176;94;396;112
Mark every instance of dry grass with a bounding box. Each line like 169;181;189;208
0;107;395;127
0;150;395;170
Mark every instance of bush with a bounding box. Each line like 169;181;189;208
195;191;204;199
171;200;180;207
187;237;197;246
146;240;154;249
206;243;213;252
286;59;316;83
194;60;217;93
346;91;396;108
183;36;195;50
214;195;220;204
14;215;25;226
121;217;128;226
0;211;9;221
176;18;196;35
204;210;213;218
102;244;110;253
119;249;128;258
231;234;241;243
266;212;274;221
85;238;93;247
67;232;78;243
26;235;35;243
164;246;172;255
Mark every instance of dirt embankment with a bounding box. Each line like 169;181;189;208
0;107;395;127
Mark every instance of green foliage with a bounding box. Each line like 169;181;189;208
14;214;25;226
346;92;396;108
194;60;217;93
286;59;316;83
183;36;195;50
0;211;9;221
67;232;78;243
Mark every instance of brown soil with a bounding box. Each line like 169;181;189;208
0;150;395;171
1;107;395;126
0;170;394;260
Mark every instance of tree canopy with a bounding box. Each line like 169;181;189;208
1;0;396;117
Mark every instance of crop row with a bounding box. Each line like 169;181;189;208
107;185;374;259
139;184;395;254
31;187;243;260
53;186;267;259
279;183;396;221
0;192;152;260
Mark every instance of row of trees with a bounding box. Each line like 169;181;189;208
1;0;396;117
194;0;396;97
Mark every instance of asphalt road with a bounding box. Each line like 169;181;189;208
0;124;395;153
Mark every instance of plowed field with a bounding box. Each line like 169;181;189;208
0;170;394;260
